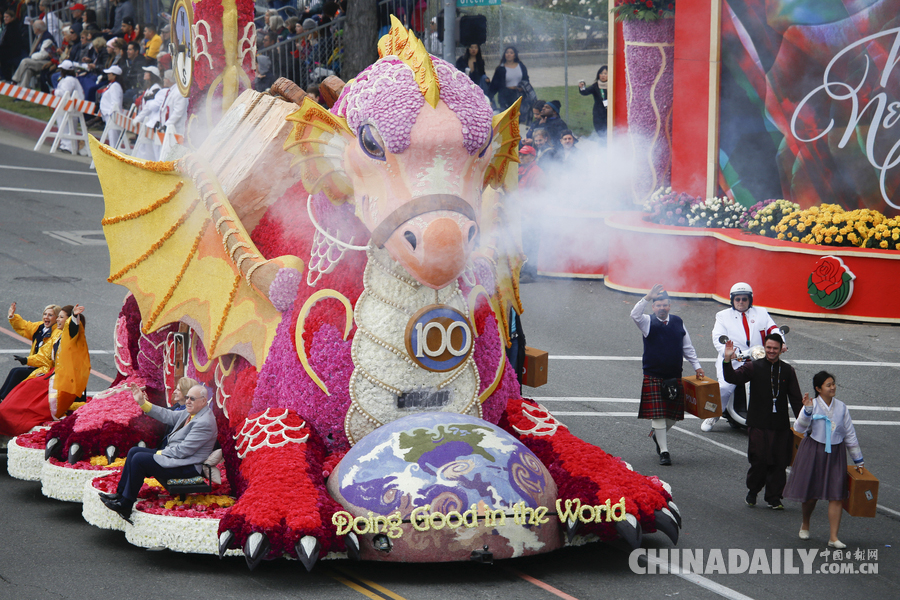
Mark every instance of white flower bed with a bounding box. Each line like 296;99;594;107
82;477;241;555
125;510;242;556
82;479;128;531
7;437;45;481
40;461;115;502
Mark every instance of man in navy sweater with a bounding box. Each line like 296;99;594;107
631;284;705;465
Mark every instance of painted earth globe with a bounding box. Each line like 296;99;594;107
327;412;561;561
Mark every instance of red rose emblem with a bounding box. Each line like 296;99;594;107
810;256;844;295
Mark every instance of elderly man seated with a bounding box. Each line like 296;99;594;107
100;383;218;523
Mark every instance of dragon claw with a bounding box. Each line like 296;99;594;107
67;443;83;464
563;517;581;543
667;501;682;527
44;437;59;460
658;479;672;496
614;513;643;550
218;530;234;559
654;509;680;545
295;535;321;572
243;532;270;571
345;532;361;561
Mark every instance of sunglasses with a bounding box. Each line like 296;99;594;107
185;395;206;402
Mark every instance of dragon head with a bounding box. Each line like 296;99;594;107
285;16;520;290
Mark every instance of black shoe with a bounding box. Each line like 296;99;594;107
99;492;120;501
746;491;757;507
100;496;134;524
769;502;784;510
659;452;672;466
651;431;660;455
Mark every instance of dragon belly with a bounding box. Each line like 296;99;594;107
345;247;481;445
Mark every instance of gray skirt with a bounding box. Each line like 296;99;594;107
784;436;848;502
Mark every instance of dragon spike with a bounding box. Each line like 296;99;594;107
377;15;440;108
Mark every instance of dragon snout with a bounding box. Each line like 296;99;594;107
386;212;478;290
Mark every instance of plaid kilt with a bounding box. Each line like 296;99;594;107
639;375;685;420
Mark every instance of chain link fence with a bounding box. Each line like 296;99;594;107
460;4;607;129
372;1;608;134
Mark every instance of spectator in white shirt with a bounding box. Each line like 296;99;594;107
53;60;87;155
159;69;187;135
100;65;124;145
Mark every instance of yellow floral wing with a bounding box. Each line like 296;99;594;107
284;97;354;204
483;98;521;191
92;138;302;368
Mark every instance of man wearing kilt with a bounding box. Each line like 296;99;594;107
631;284;705;465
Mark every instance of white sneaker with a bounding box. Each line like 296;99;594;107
78;146;90;157
701;417;719;432
828;540;846;549
799;529;810;540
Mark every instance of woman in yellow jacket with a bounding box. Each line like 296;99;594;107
0;305;91;437
0;303;61;400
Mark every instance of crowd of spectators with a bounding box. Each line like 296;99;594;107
253;0;345;93
0;0;186;156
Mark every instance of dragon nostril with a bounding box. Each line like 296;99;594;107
468;225;477;243
404;230;417;250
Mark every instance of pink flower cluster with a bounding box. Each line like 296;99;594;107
72;394;143;432
334;58;426;155
432;58;493;155
269;267;303;313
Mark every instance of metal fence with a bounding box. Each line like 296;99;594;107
256;16;345;90
456;4;608;123
368;1;608;125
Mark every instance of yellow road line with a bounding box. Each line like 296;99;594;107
327;566;408;600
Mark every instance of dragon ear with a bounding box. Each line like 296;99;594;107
483;97;522;191
284;97;355;204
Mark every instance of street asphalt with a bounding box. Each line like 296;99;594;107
0;131;897;600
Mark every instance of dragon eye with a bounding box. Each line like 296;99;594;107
478;129;494;158
358;124;386;161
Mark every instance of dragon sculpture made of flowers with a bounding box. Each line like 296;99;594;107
48;18;680;569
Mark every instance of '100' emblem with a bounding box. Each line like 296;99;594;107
405;305;473;372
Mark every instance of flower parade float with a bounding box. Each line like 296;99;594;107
554;0;900;321
541;191;900;323
47;17;685;569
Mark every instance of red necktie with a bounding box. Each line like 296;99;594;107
741;312;750;346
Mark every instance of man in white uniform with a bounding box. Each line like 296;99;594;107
99;65;125;146
159;69;188;135
53;60;86;155
702;282;782;432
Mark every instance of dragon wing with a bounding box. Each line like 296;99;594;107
92;130;303;368
478;100;524;345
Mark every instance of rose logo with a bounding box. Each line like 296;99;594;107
807;256;855;309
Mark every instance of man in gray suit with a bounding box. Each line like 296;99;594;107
100;383;218;523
